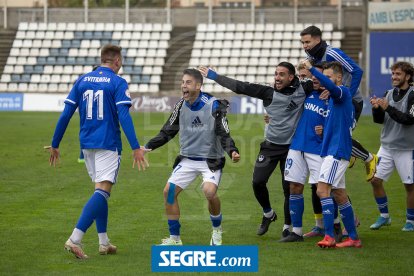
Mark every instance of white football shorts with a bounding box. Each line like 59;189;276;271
284;149;322;185
318;155;349;189
167;158;222;189
83;149;121;184
375;146;414;184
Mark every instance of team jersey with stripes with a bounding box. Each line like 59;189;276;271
65;66;133;152
310;67;354;160
290;90;328;155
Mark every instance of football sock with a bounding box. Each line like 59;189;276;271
283;224;291;231
375;196;389;216
339;201;358;240
290;194;304;235
76;189;110;233
98;233;109;245
210;213;222;228
351;139;369;161
69;228;85;244
407;208;414;221
168;219;181;236
263;209;274;218
321;197;335;238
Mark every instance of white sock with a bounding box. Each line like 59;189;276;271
283;224;291;231
264;210;274;218
98;232;109;245
170;235;181;241
407;220;414;224
70;228;85;244
292;227;303;236
365;153;373;163
334;218;340;224
380;213;390;218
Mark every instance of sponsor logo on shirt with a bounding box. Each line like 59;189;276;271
304;102;329;117
192;116;203;128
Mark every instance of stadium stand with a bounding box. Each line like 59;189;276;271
189;23;343;93
0;22;172;93
0;22;344;94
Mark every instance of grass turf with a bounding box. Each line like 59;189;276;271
0;112;411;275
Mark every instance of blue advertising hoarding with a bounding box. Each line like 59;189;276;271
369;32;414;97
0;93;23;111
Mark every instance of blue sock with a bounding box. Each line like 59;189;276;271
375;196;389;214
407;208;414;221
95;190;110;233
321;197;335;238
168;220;181;236
290;194;304;228
339;201;358;240
76;189;110;233
210;213;222;228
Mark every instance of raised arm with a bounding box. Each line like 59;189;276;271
198;66;274;106
326;48;363;97
309;66;344;100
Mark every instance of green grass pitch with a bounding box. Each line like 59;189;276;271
0;112;411;275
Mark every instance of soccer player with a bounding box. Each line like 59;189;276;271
48;44;148;259
279;63;328;242
301;60;362;248
300;25;377;181
144;68;240;245
199;63;313;238
369;61;414;232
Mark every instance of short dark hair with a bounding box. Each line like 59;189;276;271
390;61;414;83
101;44;122;64
277;62;296;75
324;61;343;76
183;68;204;85
300;25;322;38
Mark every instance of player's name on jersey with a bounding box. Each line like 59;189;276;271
83;76;111;83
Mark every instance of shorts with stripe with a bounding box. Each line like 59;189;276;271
83;149;121;184
168;158;222;190
375;146;414;184
318;155;349;189
284;149;322;185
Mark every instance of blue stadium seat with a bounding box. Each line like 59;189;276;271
24;65;34;73
21;74;31;82
132;75;141;83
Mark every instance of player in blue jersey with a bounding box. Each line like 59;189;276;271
279;63;328;242
300;25;377;182
369;61;414;232
48;44;149;259
301;60;362;248
143;69;240;245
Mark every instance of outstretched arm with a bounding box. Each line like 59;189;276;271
145;99;183;150
198;66;274;106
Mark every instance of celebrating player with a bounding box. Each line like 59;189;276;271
369;61;414;232
144;68;240;245
301;60;362;248
199;63;313;238
48;44;148;259
300;25;377;181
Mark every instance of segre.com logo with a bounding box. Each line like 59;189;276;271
151;245;258;272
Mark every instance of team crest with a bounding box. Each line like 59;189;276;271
258;155;265;162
